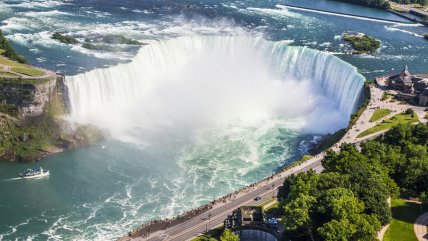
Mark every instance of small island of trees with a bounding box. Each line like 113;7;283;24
51;32;144;51
343;34;381;54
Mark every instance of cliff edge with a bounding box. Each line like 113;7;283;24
0;30;101;162
0;73;101;161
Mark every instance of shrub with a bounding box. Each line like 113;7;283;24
101;35;143;45
51;32;79;44
405;108;415;115
0;30;28;64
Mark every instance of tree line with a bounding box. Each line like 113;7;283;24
335;0;390;9
390;0;428;6
0;29;28;64
335;0;428;8
278;123;428;241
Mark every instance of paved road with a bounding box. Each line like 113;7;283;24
121;83;427;241
415;212;428;241
135;161;323;241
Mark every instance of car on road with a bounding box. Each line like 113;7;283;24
254;196;261;201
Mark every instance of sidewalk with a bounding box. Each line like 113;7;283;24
415;212;428;241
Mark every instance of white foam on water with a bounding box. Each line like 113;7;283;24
52;34;365;240
7;0;70;9
243;6;304;19
384;26;424;37
66;35;363;143
23;10;72;17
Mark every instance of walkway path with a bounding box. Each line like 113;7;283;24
415;212;428;241
377;197;392;241
340;84;427;147
0;62;56;80
120;83;427;241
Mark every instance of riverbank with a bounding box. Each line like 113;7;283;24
117;82;366;240
120;75;428;240
388;2;428;26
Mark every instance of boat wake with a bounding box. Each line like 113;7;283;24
1;177;22;182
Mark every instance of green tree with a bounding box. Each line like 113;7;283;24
283;193;317;241
318;219;355;241
220;229;239;241
0;29;27;64
317;188;381;241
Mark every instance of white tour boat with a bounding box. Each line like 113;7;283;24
19;167;49;179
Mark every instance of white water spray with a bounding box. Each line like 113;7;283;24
65;35;364;144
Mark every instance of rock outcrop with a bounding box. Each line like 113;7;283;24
0;74;101;162
0;76;65;117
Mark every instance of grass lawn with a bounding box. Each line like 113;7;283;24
11;67;45;76
357;112;419;138
0;71;20;78
0;56;26;67
259;197;277;208
191;225;223;241
382;92;393;101
369;109;392;122
265;201;279;211
383;199;423;241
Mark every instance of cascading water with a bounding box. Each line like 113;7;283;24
5;25;368;241
65;35;364;143
61;36;366;228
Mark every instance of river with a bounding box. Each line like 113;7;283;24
0;0;427;240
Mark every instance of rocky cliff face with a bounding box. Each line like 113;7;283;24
0;75;66;117
0;75;101;162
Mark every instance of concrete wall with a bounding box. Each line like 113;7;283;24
234;229;277;241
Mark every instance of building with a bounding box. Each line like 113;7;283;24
240;206;265;226
223;206;279;241
387;65;414;93
419;89;428;106
385;65;428;106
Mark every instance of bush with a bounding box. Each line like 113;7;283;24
101;35;143;45
0;30;28;64
82;43;116;51
51;32;79;44
405;108;415;115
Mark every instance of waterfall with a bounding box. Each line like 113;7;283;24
65;35;364;137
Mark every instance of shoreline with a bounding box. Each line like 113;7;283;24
120;78;428;240
118;83;372;240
